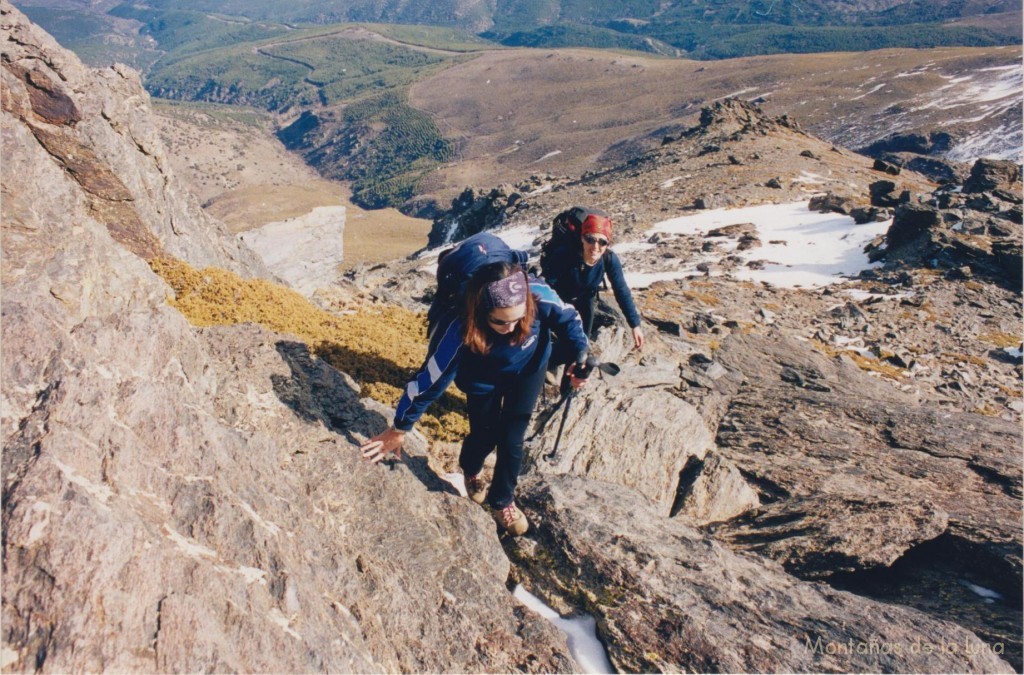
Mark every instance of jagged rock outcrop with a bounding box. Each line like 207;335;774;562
2;5;576;672
705;333;1021;582
1;4;265;275
509;474;1013;674
870;158;1024;289
963;158;1022;195
666;98;804;144
427;183;533;247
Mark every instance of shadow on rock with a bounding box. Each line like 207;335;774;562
273;340;460;497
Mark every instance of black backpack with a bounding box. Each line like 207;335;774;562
427;231;529;336
539;206;611;283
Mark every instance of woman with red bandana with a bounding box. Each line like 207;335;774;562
359;262;589;536
543;208;645;351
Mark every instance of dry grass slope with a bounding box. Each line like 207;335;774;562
150;257;469;441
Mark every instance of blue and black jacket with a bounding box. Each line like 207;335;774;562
545;248;642;328
393;279;588;432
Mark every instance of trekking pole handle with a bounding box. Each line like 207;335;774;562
573;355;599;380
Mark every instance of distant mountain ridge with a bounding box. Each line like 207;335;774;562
14;0;1021;65
14;0;1021;214
92;0;1020;30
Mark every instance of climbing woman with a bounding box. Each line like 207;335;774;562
359;261;590;536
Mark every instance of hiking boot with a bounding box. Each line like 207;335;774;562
492;501;529;536
465;474;488;505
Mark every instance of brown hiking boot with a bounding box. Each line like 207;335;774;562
492;501;529;536
466;474;488;505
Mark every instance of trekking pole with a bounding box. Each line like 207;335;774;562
544;389;575;461
543;356;598;461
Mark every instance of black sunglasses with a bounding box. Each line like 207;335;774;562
487;314;524;327
583;234;609;247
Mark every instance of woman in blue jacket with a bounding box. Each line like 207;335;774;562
360;262;589;536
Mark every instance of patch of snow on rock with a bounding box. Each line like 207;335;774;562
513;586;613;674
624;202;890;289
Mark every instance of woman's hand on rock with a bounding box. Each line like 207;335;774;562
360;427;406;463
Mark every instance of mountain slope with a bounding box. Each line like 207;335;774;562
1;4;575;670
14;0;1021;68
3;5;1020;672
405;44;1021;209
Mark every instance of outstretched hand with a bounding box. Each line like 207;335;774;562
632;326;645;351
360;427;406;463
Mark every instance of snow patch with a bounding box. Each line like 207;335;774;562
850;83;887;100
624;202;890;289
960;580;1003;603
494;224;542;251
720;87;756;99
513;586;613;674
792;171;826;185
443;473;467;498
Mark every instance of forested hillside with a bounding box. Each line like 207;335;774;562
18;0;1021;66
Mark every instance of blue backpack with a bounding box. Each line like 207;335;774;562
427;231;529;335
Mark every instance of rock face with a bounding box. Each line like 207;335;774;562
509;474;1013;674
2;5;574;672
709;334;1021;582
1;5;265;276
517;326;1019;670
238;205;346;296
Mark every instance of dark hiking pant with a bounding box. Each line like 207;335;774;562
573;293;597;339
459;364;547;509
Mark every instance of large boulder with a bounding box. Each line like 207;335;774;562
709;334;1022;586
963;159;1022;194
509;474;1013;674
886;204;942;248
528;342;715;515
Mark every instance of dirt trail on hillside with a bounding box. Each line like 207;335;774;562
255;25;471;58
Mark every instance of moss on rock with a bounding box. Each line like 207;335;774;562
150;256;468;441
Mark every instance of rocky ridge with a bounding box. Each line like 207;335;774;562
354;98;1023;670
2;6;1021;674
2;5;575;672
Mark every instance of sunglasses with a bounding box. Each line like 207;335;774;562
583;234;609;247
487;314;525;327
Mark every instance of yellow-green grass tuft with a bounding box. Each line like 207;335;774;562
150;257;468;441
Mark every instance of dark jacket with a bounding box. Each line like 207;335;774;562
545;247;642;328
393;279;588;432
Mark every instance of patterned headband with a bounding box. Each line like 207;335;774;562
483;271;528;309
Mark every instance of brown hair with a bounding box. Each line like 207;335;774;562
461;262;536;355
